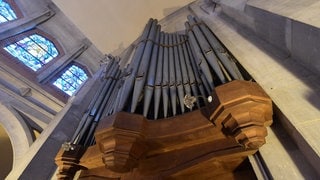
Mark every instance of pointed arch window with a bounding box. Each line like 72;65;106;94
3;33;59;71
53;64;88;96
0;0;21;23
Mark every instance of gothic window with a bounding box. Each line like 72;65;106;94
0;28;89;100
3;33;59;71
53;64;88;96
0;0;19;23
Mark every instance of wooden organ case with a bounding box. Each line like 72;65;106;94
55;16;272;179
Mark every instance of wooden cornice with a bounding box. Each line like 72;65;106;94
55;80;273;179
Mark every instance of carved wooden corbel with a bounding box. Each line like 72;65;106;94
94;112;148;173
210;80;273;149
55;144;86;179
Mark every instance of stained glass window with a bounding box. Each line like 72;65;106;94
0;0;17;23
53;65;88;96
3;34;59;71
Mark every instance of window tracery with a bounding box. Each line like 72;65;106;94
53;64;88;96
0;1;90;99
0;0;19;23
3;34;59;71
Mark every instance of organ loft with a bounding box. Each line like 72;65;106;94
1;0;319;179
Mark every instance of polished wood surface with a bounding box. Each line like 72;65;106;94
55;80;272;179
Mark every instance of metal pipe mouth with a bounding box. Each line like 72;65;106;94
205;49;213;54
136;73;144;78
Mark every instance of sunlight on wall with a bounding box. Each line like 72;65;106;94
0;124;13;179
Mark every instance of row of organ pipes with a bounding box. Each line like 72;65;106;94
70;15;247;147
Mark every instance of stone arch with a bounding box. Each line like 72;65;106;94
0;123;13;179
0;104;33;168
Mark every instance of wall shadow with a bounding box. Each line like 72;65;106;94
215;8;320;110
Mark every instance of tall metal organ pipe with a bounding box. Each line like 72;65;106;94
173;33;185;114
187;15;226;84
143;28;161;117
185;22;215;93
71;59;121;146
131;23;160;113
193;16;244;80
154;32;165;119
162;33;170;118
115;18;154;112
69;15;248;147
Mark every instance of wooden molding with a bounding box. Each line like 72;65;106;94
55;80;273;179
212;80;273;149
55;144;86;179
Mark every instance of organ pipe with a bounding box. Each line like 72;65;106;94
131;23;159;113
115;18;154;112
69;15;248;147
193;16;244;80
153;32;165;119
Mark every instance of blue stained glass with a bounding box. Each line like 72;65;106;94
3;34;59;71
54;77;76;96
69;65;87;81
4;43;42;71
0;0;17;23
53;65;88;96
29;35;59;62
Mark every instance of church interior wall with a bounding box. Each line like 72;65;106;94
0;0;106;178
1;0;319;179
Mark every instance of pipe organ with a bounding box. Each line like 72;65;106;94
55;15;272;179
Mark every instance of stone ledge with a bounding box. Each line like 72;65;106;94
247;0;320;28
